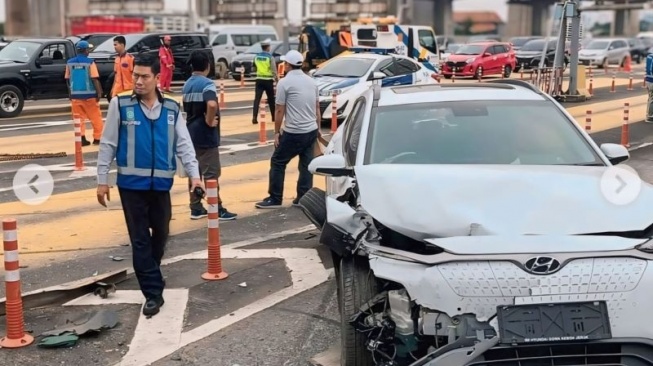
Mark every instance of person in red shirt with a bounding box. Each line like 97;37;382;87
158;35;174;92
111;36;135;97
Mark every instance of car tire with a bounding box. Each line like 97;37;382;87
600;58;607;69
233;75;242;82
216;59;229;79
443;74;452;79
297;187;327;229
339;254;378;366
503;65;512;78
0;85;24;118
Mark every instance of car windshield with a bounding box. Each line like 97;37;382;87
585;40;610;50
314;57;375;78
366;100;603;166
0;41;40;62
447;44;461;53
510;37;534;47
454;44;486;55
93;34;144;53
520;40;555;51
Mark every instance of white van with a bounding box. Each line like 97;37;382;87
206;24;279;78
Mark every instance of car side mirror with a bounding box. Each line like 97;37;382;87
484;52;492;57
368;71;386;81
308;154;353;177
38;56;53;65
600;143;630;165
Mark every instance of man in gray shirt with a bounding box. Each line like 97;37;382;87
96;54;202;317
255;50;321;209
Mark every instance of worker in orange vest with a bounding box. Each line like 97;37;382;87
111;36;135;97
158;35;174;93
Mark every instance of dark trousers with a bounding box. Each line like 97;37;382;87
253;79;275;122
268;130;318;203
188;146;223;210
119;188;172;300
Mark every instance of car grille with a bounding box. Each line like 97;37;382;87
446;61;467;68
468;342;653;365
230;61;252;72
516;57;533;65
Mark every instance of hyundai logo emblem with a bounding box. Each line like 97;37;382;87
524;256;562;275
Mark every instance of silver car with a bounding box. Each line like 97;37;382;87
578;37;631;68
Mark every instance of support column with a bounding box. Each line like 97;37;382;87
506;1;533;38
614;9;626;36
6;0;33;36
433;0;453;36
531;0;551;36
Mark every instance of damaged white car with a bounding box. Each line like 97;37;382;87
297;77;653;365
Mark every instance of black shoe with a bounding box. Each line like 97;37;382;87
292;197;301;207
252;118;258;124
81;137;91;147
92;139;100;145
143;297;165;316
255;197;282;209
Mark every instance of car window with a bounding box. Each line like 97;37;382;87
135;36;160;52
373;59;394;76
256;34;277;43
394;58;419;75
213;34;228;46
417;29;438;54
273;42;299;54
86;35;114;49
314;57;375;78
491;45;506;54
454;44;486;55
232;34;257;47
41;43;68;62
344;98;367;166
365;100;603;166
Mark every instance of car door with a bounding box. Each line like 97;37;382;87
327;94;368;197
33;43;70;98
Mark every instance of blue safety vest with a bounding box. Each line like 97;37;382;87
646;54;653;83
67;55;97;99
115;92;180;191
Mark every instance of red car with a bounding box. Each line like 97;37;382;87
441;41;516;79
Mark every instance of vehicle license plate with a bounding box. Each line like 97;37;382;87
496;301;612;344
235;67;244;72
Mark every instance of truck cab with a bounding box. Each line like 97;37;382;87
349;24;441;72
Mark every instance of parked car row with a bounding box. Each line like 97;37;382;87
0;31;215;117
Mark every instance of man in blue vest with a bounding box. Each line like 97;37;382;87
252;39;278;124
96;54;203;317
646;51;653;123
65;40;104;146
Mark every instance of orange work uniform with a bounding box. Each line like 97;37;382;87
65;55;104;142
111;52;134;97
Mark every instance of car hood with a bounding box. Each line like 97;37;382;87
314;76;360;93
232;53;257;62
516;51;542;57
446;54;479;61
355;164;653;240
579;49;606;57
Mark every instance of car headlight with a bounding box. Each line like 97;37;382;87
466;58;476;64
320;88;349;97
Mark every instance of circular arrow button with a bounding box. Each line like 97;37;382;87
13;164;54;205
600;164;642;206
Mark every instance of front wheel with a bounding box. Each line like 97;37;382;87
0;85;24;118
339;255;378;366
503;65;512;78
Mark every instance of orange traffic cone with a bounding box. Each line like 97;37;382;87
623;55;632;72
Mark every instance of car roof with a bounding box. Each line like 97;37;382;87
376;81;546;107
11;38;71;43
338;52;409;61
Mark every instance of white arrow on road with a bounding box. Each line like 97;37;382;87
63;245;331;366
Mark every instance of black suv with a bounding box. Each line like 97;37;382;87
89;32;216;100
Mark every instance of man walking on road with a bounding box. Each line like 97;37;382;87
182;50;238;221
255;50;321;209
252;39;278;124
96;54;203;317
159;35;175;93
646;51;653;123
65;40;103;146
111;36;134;98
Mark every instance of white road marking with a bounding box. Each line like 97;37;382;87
59;239;328;366
121;289;189;366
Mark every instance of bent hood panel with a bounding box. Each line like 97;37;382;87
315;76;360;94
355;165;653;239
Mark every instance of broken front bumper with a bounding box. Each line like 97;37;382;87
368;254;653;365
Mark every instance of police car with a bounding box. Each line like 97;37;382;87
310;52;438;124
